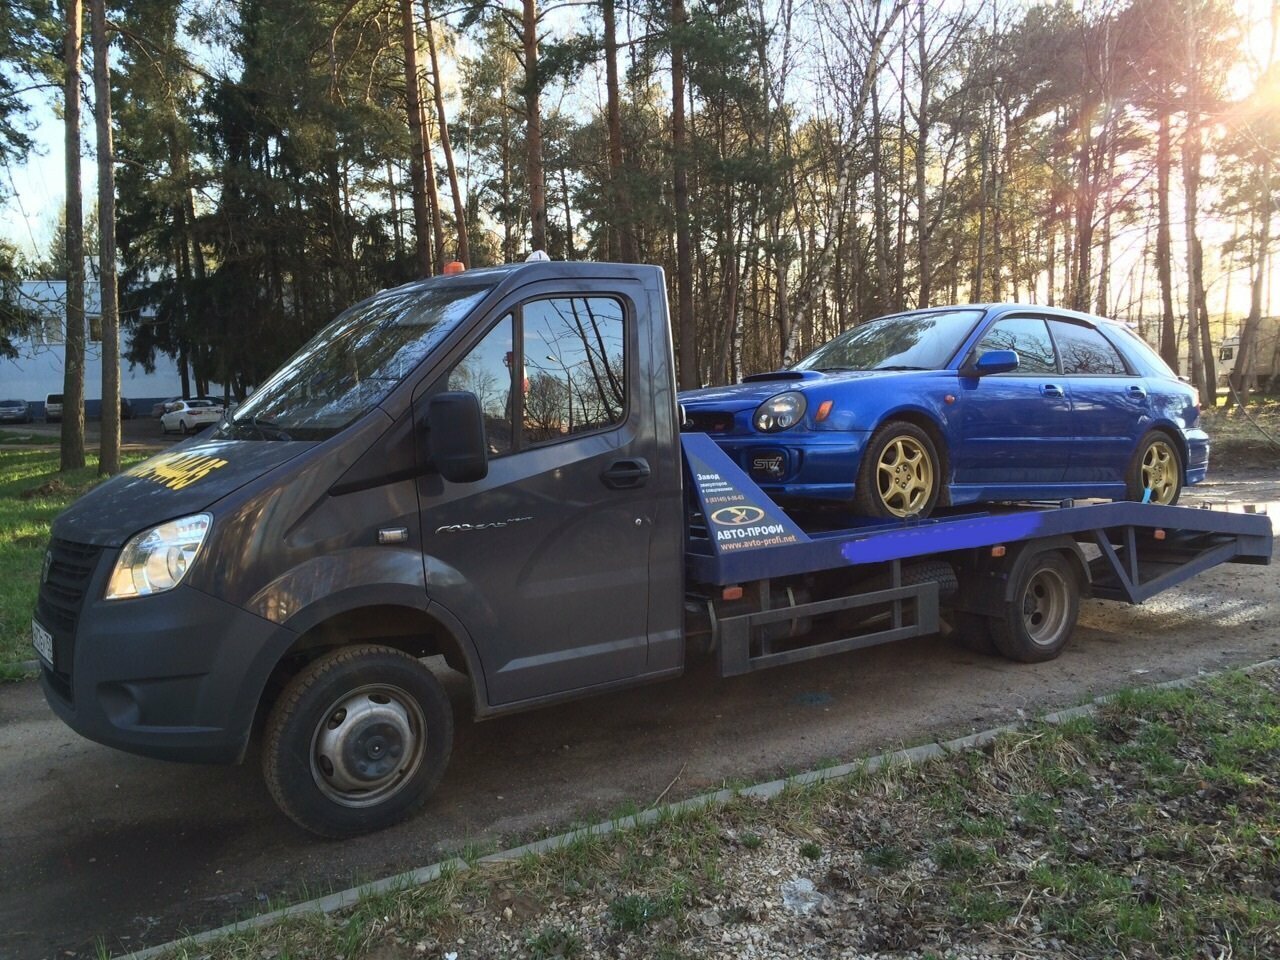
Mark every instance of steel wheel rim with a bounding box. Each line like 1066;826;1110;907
1141;440;1178;504
875;435;934;517
1022;567;1070;647
310;683;426;808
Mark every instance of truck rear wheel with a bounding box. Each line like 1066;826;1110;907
990;552;1079;663
950;611;996;655
262;645;453;838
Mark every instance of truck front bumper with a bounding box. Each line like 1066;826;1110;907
39;571;295;765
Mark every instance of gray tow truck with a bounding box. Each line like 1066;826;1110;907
34;260;1272;836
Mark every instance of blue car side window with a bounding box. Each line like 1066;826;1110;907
1049;320;1128;375
973;317;1057;374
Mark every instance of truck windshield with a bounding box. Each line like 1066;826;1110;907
793;309;985;372
218;280;494;441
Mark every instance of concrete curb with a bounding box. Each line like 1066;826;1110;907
1;658;39;676
118;656;1280;960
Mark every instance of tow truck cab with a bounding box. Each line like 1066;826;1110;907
37;261;693;834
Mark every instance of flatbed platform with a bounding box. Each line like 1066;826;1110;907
680;433;1273;677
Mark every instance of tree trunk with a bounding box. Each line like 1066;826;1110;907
62;0;86;472
915;0;930;308
1095;131;1116;317
1156;100;1178;370
400;0;431;276
671;0;696;388
603;0;634;261
91;0;119;475
420;97;446;270
421;1;470;266
871;81;890;312
523;0;547;253
1182;116;1209;403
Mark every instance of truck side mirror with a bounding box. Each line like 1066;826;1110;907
968;349;1019;376
426;391;489;484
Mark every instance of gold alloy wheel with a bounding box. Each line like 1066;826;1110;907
1140;438;1179;504
875;435;934;517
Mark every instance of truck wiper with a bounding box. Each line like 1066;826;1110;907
873;365;929;371
235;415;292;441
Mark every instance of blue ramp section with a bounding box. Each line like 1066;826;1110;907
682;432;809;554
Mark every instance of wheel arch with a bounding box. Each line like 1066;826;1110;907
254;595;488;734
871;406;952;505
1144;422;1189;475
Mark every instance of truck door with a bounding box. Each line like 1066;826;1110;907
415;280;657;705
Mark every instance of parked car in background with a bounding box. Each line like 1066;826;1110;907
160;399;224;435
679;304;1208;518
150;397;181;418
0;399;32;424
44;393;63;423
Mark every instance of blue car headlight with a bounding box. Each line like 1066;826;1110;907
753;391;807;432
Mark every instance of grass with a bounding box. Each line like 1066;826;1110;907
138;666;1280;960
0;447;147;665
0;429;54;445
1200;398;1280;466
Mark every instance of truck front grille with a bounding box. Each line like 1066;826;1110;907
35;538;102;682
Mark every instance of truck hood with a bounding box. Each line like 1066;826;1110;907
52;437;318;547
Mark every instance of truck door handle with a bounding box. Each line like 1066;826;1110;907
1127;384;1148;399
601;458;651;489
1040;384;1064;398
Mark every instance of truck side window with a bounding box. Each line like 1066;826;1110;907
447;314;514;457
522;297;626;445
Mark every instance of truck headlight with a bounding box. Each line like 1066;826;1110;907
105;513;212;600
753;392;807;433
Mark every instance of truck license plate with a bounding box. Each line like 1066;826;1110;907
32;618;53;666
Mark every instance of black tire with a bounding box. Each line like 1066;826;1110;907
951;611;996;655
855;421;942;519
990;552;1079;663
179;419;188;434
1125;431;1183;505
262;644;454;838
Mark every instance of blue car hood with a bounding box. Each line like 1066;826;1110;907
679;369;930;412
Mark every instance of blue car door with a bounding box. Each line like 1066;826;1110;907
952;314;1073;485
1047;318;1145;483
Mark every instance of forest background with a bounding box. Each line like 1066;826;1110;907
0;0;1277;472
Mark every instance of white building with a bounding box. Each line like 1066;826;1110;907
1;280;189;417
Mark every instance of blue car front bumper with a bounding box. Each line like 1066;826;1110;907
699;431;873;502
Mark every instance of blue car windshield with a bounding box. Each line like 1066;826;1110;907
794;309;985;372
218;280;495;441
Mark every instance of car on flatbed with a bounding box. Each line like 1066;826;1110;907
678;305;1207;518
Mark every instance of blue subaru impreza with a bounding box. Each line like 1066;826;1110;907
678;304;1208;518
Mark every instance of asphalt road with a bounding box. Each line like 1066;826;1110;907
2;468;1277;960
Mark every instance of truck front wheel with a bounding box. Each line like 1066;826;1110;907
262;645;454;838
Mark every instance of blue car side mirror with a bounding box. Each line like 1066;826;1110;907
970;350;1019;376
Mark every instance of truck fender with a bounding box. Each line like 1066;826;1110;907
270;586;492;721
952;535;1091;618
